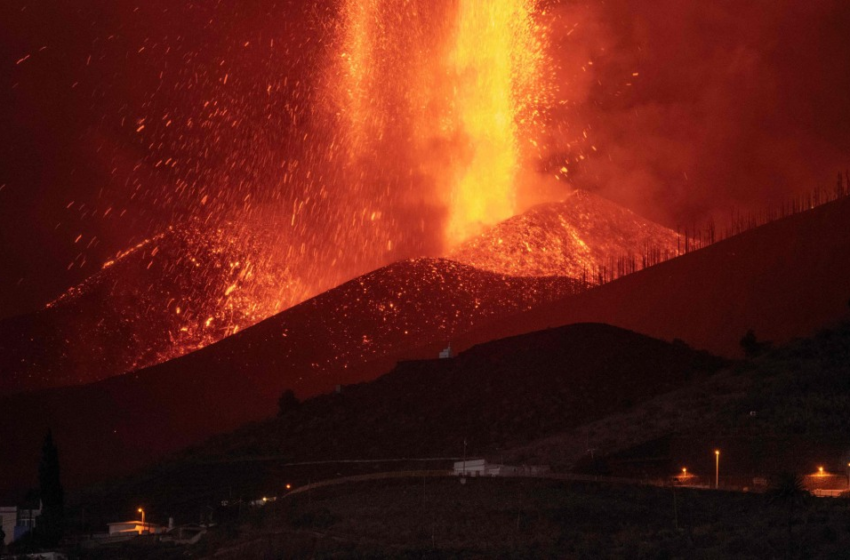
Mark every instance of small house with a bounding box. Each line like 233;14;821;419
453;459;549;477
0;506;16;546
0;498;43;545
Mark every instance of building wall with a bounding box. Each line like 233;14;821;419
0;507;16;546
453;459;486;475
108;521;166;535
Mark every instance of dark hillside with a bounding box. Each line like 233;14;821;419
498;320;850;482
188;323;724;462
0;259;580;493
455;195;850;357
69;323;723;516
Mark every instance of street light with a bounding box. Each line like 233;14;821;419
137;508;146;533
818;466;825;476
714;450;720;489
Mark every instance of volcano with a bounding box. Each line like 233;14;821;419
1;196;848;493
450;190;680;278
0;222;317;396
0;192;673;396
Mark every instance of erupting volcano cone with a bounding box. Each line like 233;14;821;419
449;190;680;278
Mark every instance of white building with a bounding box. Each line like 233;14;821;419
453;459;549;477
0;506;16;546
453;458;488;476
0;499;42;545
438;344;454;359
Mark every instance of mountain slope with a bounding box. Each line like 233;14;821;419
497;319;850;482
0;259;581;491
175;323;725;464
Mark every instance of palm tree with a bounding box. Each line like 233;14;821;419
766;472;808;558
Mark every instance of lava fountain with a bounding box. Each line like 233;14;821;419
448;0;546;243
332;0;550;248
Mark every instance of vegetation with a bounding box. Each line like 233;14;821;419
277;389;300;417
587;178;850;287
767;472;810;556
740;329;772;359
37;429;64;547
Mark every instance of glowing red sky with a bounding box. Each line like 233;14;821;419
1;0;849;319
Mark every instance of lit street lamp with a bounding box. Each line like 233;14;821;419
715;450;720;489
138;508;146;533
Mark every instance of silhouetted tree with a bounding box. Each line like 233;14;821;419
36;429;64;546
740;329;771;358
767;472;808;557
278;389;300;417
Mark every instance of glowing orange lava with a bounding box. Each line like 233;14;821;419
333;0;550;248
447;0;545;242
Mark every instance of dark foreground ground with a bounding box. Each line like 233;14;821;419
74;476;850;559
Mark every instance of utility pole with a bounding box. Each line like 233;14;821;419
462;439;467;475
715;450;720;489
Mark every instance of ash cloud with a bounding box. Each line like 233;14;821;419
543;0;850;226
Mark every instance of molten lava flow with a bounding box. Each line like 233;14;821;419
333;0;549;248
